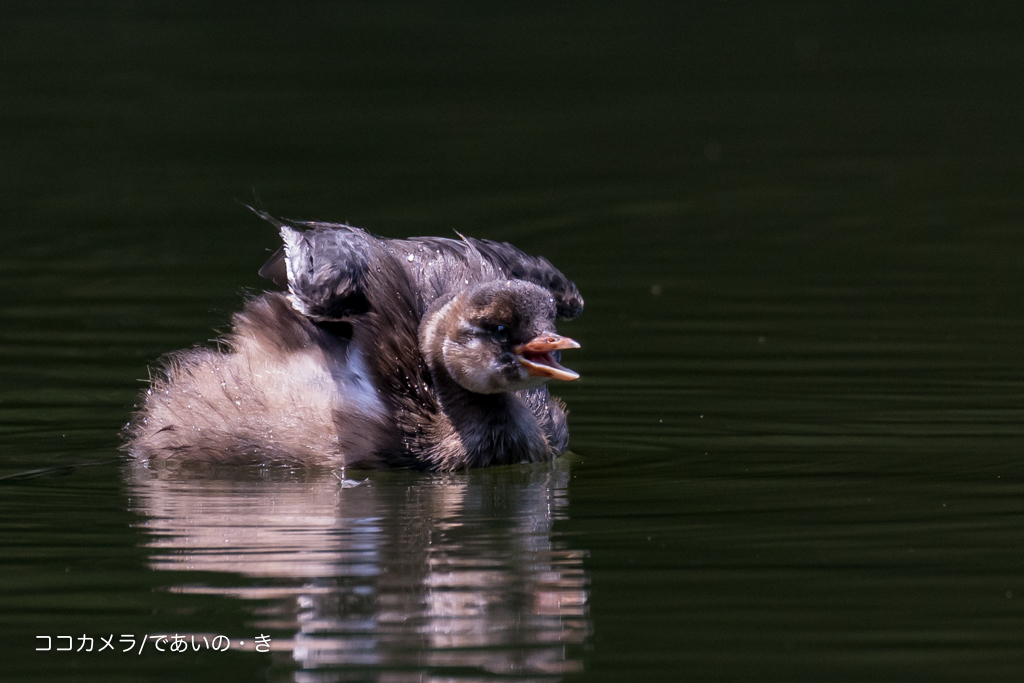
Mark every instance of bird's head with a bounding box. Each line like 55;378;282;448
422;280;581;395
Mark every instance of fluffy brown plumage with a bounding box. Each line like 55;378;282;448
123;221;583;471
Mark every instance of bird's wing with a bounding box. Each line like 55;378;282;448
273;225;372;321
397;235;583;319
257;247;288;287
260;220;584;321
467;238;584;319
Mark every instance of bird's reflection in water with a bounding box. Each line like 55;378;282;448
126;460;590;681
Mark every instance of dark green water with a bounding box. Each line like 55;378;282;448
4;2;1024;681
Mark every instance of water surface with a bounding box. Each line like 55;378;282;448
3;2;1024;681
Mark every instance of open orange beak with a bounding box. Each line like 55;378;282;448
513;334;581;381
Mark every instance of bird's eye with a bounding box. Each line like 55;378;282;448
495;325;510;343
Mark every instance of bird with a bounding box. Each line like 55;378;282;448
123;219;583;471
255;214;584;321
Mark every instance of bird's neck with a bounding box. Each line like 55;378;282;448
419;295;549;467
429;367;547;467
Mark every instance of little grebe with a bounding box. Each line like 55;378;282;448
123;221;582;471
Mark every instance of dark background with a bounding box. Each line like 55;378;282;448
3;2;1024;681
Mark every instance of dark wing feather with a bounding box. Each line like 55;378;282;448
257;247;288;287
467;238;584;319
393;235;584;319
249;207;290;288
278;226;371;321
257;218;583;321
